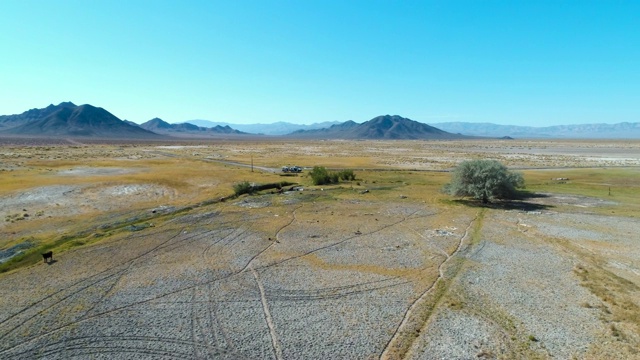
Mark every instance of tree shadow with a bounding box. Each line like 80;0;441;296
452;191;553;211
513;190;550;201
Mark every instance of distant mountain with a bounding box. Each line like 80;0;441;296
431;122;640;139
183;120;343;135
141;118;246;135
288;115;466;140
140;118;201;132
123;120;139;127
0;102;161;138
0;101;77;129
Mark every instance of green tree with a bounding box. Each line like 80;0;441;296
444;159;524;203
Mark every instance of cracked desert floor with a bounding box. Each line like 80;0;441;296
0;139;639;359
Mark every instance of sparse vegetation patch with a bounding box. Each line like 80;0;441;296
309;166;356;185
233;181;254;196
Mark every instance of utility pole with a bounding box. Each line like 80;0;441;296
251;155;254;172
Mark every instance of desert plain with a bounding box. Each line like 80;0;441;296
0;138;639;359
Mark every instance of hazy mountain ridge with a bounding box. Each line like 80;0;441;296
140;118;246;135
431;121;640;138
183;119;343;135
290;120;359;136
1;103;161;138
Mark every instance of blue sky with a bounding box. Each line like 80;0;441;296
1;1;638;126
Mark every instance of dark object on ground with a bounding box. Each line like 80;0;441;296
42;251;53;263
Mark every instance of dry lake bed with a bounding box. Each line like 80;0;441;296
1;139;639;359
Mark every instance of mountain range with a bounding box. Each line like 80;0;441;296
151;115;466;139
184;119;343;135
286;115;466;139
0;102;161;139
0;103;247;139
0;104;465;140
139;118;246;136
183;119;640;139
2;102;638;139
430;122;640;139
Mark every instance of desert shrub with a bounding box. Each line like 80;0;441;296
338;169;356;181
444;159;524;203
309;166;331;185
309;167;357;185
233;181;297;195
233;181;254;195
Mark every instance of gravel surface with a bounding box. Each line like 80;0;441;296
0;198;456;359
409;208;639;359
533;211;640;309
0;191;637;359
410;308;509;359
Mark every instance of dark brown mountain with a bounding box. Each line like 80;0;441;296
0;102;77;129
288;115;465;139
1;102;162;139
139;118;247;135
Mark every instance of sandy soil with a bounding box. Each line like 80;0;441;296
0;176;176;242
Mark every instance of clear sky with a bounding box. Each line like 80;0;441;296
1;0;638;126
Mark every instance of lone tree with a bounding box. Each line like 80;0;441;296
444;159;524;204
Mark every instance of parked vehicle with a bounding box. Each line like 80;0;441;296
282;165;302;173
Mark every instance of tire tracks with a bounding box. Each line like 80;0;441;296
239;204;302;274
5;334;209;359
253;208;423;272
251;267;283;360
0;223;186;334
1;200;435;358
379;210;482;360
265;277;410;301
0;212;220;349
205;282;237;356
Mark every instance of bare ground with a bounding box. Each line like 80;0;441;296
0;140;639;359
0;190;638;359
